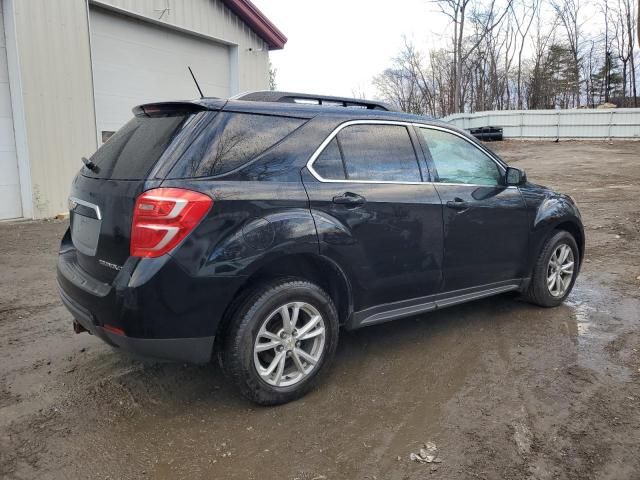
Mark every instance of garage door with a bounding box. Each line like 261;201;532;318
0;2;22;220
90;8;231;142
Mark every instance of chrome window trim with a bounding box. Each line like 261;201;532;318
305;119;512;188
69;197;102;220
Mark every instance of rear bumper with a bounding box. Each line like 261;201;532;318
58;286;214;363
57;248;245;364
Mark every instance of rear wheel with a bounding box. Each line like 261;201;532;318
220;278;339;405
524;230;579;307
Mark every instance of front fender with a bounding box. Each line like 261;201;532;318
532;194;581;231
528;192;584;270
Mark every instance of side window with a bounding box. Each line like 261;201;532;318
419;128;501;186
170;112;305;178
312;138;346;180
337;124;421;182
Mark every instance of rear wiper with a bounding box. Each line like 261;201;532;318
82;156;98;172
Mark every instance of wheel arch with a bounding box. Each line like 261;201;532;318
526;215;584;286
554;220;585;263
530;193;584;264
214;252;353;354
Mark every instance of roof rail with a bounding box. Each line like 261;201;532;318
231;90;399;111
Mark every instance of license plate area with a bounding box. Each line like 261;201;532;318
71;211;102;256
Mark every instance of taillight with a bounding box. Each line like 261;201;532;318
131;188;212;258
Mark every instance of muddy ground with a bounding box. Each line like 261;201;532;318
1;141;639;480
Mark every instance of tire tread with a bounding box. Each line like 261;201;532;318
523;230;579;307
220;277;338;405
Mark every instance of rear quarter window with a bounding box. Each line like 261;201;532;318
169;113;306;178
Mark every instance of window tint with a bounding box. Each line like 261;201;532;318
312;138;346;180
86;114;190;179
419;128;501;185
171;112;305;178
337;124;421;182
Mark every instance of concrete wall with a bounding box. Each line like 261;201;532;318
443;109;640;140
5;0;271;219
5;0;98;218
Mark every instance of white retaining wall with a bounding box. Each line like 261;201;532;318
443;108;640;140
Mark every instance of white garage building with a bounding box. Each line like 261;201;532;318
0;0;285;219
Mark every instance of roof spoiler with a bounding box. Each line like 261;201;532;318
132;100;222;117
232;91;399;112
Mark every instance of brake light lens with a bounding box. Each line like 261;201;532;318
131;188;212;258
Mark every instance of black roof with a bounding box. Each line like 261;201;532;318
233;90;397;111
136;91;452;128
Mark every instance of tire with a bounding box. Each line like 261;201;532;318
523;230;580;307
220;278;339;405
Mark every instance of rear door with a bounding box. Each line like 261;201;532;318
302;121;443;313
416;126;529;291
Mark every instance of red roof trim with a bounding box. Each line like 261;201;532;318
222;0;287;50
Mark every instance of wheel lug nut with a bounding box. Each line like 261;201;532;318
277;345;284;352
295;341;301;348
292;330;297;336
286;351;292;357
280;332;287;339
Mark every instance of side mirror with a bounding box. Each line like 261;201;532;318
505;166;527;186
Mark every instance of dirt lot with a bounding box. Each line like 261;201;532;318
1;141;639;480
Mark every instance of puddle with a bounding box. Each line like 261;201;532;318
565;299;598;337
564;280;637;379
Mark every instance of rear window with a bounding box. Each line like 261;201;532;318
84;114;193;179
168;112;305;178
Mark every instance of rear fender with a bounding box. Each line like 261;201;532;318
197;208;319;277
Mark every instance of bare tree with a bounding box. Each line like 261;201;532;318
268;62;277;91
526;6;557;108
620;0;637;105
372;42;431;115
434;0;513;112
551;0;583;106
612;1;630;99
432;0;470;113
373;0;636;115
510;0;540;108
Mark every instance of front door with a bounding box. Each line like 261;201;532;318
302;122;443;312
416;126;529;292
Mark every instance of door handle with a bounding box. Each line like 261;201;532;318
332;192;366;206
446;198;470;210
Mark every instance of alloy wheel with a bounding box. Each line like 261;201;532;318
253;302;326;387
547;244;575;297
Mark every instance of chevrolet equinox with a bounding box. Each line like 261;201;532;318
58;91;584;405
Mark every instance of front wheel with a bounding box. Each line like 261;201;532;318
524;230;580;307
220;278;339;405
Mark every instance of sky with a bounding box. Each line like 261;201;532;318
251;0;450;98
251;0;609;100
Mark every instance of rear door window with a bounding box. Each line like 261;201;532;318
312;138;347;180
169;112;305;178
85;114;193;179
336;124;421;182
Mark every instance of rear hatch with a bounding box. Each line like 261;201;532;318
69;102;219;282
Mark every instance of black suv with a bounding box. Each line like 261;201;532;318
58;91;584;405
